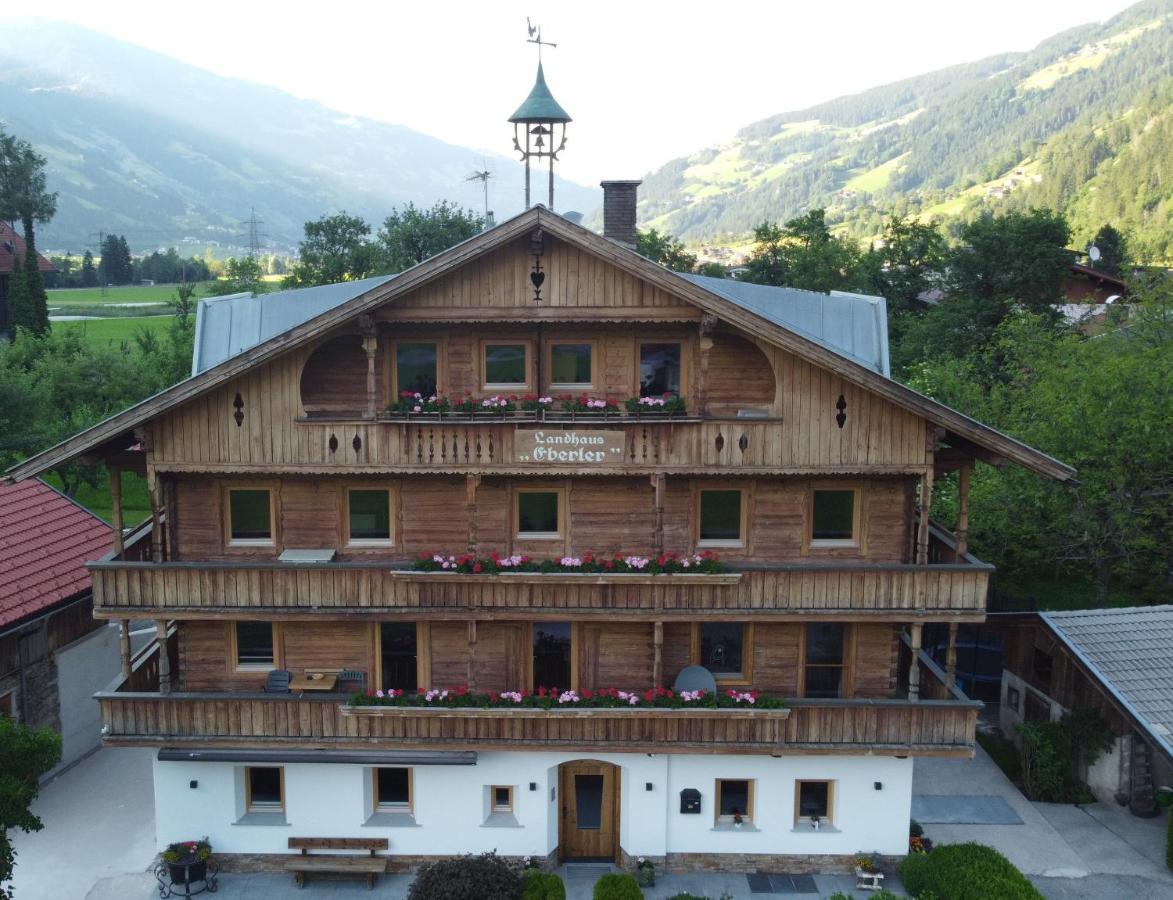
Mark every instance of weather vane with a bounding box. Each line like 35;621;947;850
509;18;572;208
526;17;557;62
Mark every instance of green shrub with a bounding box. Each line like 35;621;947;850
900;842;1043;900
522;869;567;900
1166;810;1173;871
593;872;643;900
407;852;521;900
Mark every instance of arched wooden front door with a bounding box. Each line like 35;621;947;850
559;760;619;861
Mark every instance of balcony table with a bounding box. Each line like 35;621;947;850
290;673;338;692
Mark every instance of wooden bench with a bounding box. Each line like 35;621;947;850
286;837;388;890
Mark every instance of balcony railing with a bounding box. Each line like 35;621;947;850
96;689;977;756
89;560;991;620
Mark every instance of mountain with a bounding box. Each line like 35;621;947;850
0;22;600;252
632;0;1172;258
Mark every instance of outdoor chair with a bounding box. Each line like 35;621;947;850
672;665;718;695
338;670;366;693
264;669;292;693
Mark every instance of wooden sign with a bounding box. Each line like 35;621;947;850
515;430;625;465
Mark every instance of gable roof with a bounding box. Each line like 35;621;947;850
0;221;54;275
2;206;1076;484
193;275;396;375
0;479;111;629
1042;606;1173;760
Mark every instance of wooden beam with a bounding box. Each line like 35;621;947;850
696;314;718;415
653;621;664;689
119;619;131;680
155;619;171;694
361;330;378;420
945;622;959;692
956;462;972;559
916;426;937;565
908;623;923;701
650;473;666;555
109;466;124;558
466;621;478;693
466;475;480;554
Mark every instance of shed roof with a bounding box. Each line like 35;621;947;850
0;479;111;629
1042;606;1173;759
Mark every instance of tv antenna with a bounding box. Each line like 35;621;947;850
526;17;557;62
464;161;494;225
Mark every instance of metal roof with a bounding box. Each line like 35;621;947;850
1042;606;1173;760
508;62;572;124
679;273;891;376
192;275;396;375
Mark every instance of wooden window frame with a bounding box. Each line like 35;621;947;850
714;778;755;824
230;621;282;673
223;483;278;548
244;766;285;814
389;338;443;398
690;622;754;685
374;621;430;692
806;484;863;551
514;486;567;541
696;487;748;549
793;779;836;826
343;484;397;548
797;623;855;699
372;767;414;815
545;339;598;391
490;784;514;813
635;338;688;400
481;339;533;392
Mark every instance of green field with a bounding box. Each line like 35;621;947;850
48;282;211;308
43;469;152;526
54;315;176;346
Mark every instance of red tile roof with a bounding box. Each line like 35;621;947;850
0;479;111;629
0;221;54;276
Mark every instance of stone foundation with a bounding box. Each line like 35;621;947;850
212;851;550;875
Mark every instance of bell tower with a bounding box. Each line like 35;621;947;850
509;22;571;209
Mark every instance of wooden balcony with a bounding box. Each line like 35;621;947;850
89;560;991;622
97;690;977;757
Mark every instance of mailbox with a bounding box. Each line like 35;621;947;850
679;788;701;814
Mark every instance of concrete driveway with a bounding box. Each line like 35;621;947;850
5;747;158;900
914;744;1173;898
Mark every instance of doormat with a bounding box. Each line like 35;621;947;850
912;794;1024;824
747;873;819;894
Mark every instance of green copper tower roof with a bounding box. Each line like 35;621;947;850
508;62;572;124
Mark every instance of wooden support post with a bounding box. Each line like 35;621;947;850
696;314;718;415
945;621;959;693
956;462;972;559
147;467;163;564
908;623;923;701
359;314;378;420
466;475;481;555
155;619;171;694
119;619;131;680
650;473;666;556
653;621;664;690
110;466;124;558
466;621;478;693
916;468;934;565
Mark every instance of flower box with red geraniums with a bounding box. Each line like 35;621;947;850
624;393;688;416
349;685;785;710
556;394;621;416
388;391;451;416
411;551;728;575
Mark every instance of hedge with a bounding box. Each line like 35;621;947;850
593;873;643;900
899;842;1043;900
522;869;567;900
406;852;521;900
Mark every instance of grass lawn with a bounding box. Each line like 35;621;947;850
47;283;211;308
53;315;176;347
43;468;152;526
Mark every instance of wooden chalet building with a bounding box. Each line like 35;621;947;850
5;194;1074;872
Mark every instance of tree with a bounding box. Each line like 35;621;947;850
285;212;374;287
0;130;56;335
134;283;197;389
861;215;947;319
740;209;862;293
81;251;97;287
375;201;483;274
636;229;697;272
99;234;132;285
0;716;62;899
207;256;263;296
1089;223;1127;277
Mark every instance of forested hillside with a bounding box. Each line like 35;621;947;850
634;0;1172;258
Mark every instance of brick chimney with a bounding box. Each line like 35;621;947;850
600;180;641;249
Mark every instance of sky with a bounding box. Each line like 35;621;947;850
35;0;1142;185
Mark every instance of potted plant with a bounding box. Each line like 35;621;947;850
810;813;821;831
559;394;620;418
635;856;655;887
162;837;212;886
624;393;688;417
732;809;744;828
388;391;449;418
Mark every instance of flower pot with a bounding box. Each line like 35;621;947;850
167;858;207;885
636;867;655;887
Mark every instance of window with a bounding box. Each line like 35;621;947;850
533;622;572;691
811;489;857;544
804;624;847;698
0;690;15;719
699;623;747;679
1030;647;1053;692
549;342;594;388
227;488;273;544
483;342;530;388
516;490;562;539
795;780;834;826
381;622;418;692
491;785;514;813
395;342;438;396
716;778;754;824
698;489;744;546
347;488;392;545
639;342;682;397
374;768;412;813
245;766;284;813
234;621;275;669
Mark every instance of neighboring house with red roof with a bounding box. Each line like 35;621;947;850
0;478;120;773
0;220;55;337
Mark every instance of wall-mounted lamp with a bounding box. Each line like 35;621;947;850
189;780;199;789
529;782;538;791
874;781;883;791
645;782;654;792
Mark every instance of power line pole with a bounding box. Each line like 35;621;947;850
241;208;266;258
